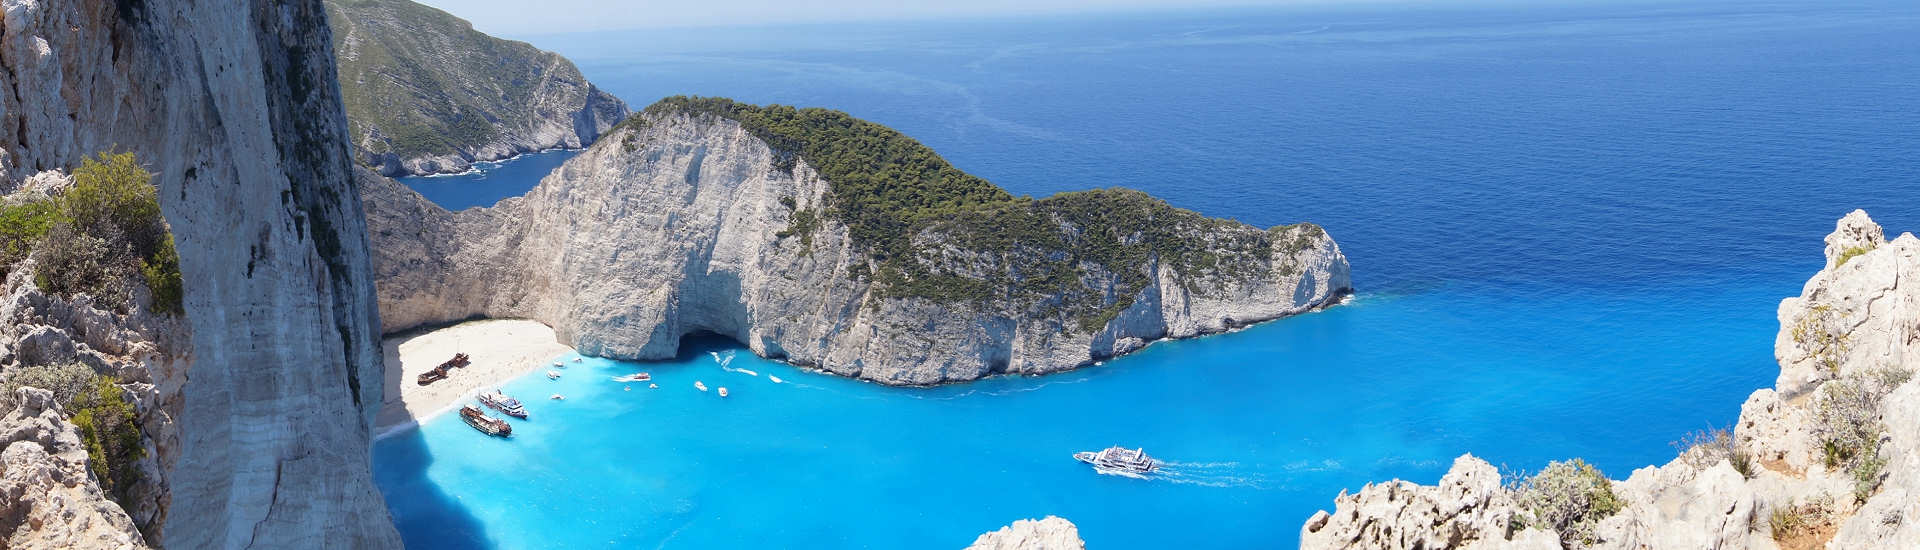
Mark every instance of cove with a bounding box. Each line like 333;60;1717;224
374;1;1920;548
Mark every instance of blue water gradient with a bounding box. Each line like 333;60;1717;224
396;149;582;211
373;1;1920;548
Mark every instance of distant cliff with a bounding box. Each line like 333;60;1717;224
1;0;400;547
324;0;629;177
364;97;1351;385
1301;210;1920;550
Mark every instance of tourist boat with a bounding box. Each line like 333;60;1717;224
694;381;708;392
769;375;784;384
736;368;758;377
479;390;528;419
460;405;512;437
547;370;562;380
610;372;652;383
1073;446;1159;476
717;387;729;397
550;394;564;400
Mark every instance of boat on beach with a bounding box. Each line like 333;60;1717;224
415;353;472;386
460;405;512;437
1074;446;1159;476
479;390;528;419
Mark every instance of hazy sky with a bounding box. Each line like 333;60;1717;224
414;0;1353;35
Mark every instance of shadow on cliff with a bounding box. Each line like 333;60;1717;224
372;333;497;550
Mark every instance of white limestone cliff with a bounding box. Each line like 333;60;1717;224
1301;210;1920;549
0;0;401;547
362;109;1351;385
967;516;1088;550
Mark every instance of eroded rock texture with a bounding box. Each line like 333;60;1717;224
0;0;401;547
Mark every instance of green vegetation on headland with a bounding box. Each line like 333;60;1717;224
636;97;1327;330
0;152;182;314
2;363;145;510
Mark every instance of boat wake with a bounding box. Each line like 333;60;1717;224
1146;461;1274;489
708;350;737;368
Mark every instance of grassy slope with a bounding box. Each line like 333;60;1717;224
323;0;580;157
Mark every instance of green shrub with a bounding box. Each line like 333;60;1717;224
1812;367;1911;501
16;152;182;316
1835;244;1874;267
0;198;65;276
33;223;135;310
1511;458;1624;547
68;375;144;508
0;363;95;410
140;235;183;315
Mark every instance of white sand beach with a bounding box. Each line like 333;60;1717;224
376;319;575;436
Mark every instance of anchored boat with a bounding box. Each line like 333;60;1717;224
611;372;652;383
479;390;528;419
460;405;512;437
1074;446;1159;476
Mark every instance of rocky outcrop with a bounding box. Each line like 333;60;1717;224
0;387;146;549
324;0;629;177
1302;210;1920;550
1;0;401;548
0;256;190;542
364;106;1350;385
967;516;1087;550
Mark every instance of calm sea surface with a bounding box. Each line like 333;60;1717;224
381;1;1920;547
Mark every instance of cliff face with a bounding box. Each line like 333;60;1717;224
967;516;1087;550
365;106;1351;385
323;0;629;177
1301;210;1920;550
1;1;400;548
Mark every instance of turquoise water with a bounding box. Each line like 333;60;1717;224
396;149;582;211
372;1;1920;548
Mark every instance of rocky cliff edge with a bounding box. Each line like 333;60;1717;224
1301;210;1920;550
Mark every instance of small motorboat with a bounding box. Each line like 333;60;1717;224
648;383;658;389
611;372;652;383
768;375;784;384
694;381;708;392
547;370;562;380
572;357;582;362
553;361;563;367
550;394;564;400
717;387;729;397
460;405;511;437
736;368;758;377
478;390;528;419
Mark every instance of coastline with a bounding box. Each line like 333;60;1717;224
375;318;576;438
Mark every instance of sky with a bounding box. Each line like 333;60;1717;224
412;0;1381;35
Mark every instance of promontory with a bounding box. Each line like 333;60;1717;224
363;97;1352;385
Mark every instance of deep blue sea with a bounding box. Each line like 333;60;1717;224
379;1;1920;548
396;149;582;210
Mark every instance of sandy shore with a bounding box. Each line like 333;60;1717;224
375;319;575;437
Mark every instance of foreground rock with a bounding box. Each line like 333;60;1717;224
324;0;629;177
1;1;402;547
364;100;1351;385
967;516;1087;550
0;388;145;549
1302;210;1920;549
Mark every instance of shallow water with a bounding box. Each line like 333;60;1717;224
374;1;1920;547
